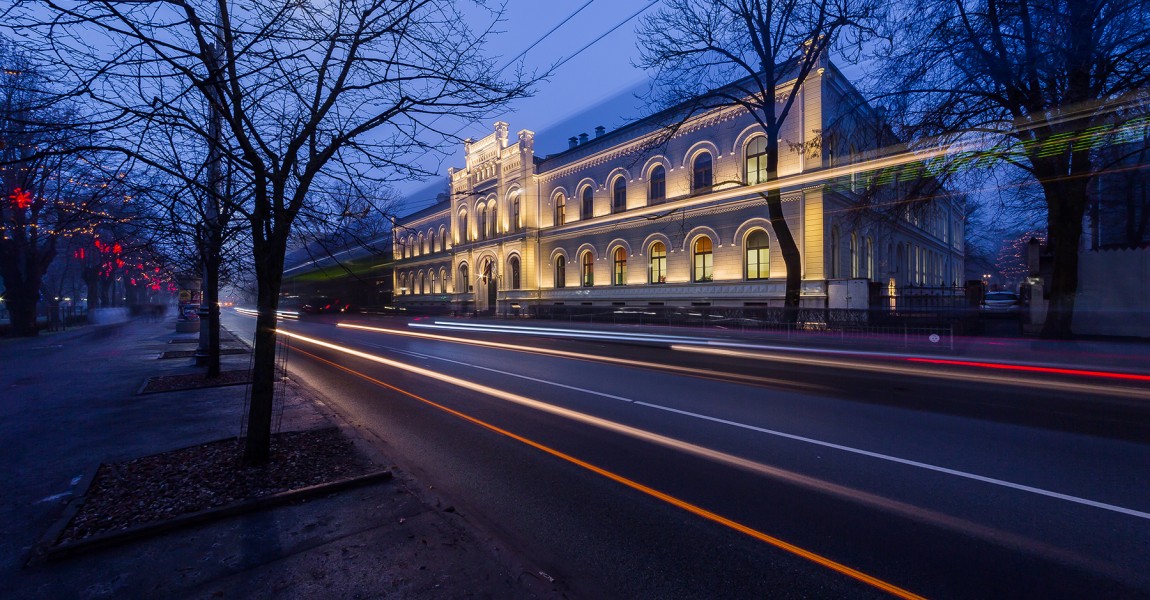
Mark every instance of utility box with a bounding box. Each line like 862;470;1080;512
827;278;871;310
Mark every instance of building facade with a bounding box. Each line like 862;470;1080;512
393;63;964;317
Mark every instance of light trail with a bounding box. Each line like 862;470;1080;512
676;345;1150;400
286;338;1138;591
338;322;826;391
416;320;1150;384
906;357;1150;383
233;307;298;320
377;344;1150;523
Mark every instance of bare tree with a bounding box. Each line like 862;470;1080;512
8;0;529;463
0;41;131;336
875;0;1150;338
636;0;881;319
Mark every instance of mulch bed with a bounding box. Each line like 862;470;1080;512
160;348;249;359
58;428;377;545
140;369;252;393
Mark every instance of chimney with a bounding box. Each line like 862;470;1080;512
595;126;605;138
579;132;589;145
568;136;578;149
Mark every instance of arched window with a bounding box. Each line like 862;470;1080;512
611;177;627;213
581;186;594;219
830;227;841;278
418;234;425;255
419;272;425;294
510;198;520;232
554;193;566;226
430;271;437;294
555;256;566;288
692;152;713;193
439;226;447;251
581;251;594;287
864;236;873;280
648;165;666;205
613;247;627;285
477;208;487;240
746;136;768;185
490;205;498;236
407;235;415;257
850;232;859;278
439;268;447;292
459;263;469;293
745;230;770;280
649;242;667;284
693;237;713;282
427;230;435;253
459;211;468;243
509;256;521;289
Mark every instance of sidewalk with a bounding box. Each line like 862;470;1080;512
1;318;549;599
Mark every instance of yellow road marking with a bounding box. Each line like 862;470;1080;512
292;344;927;600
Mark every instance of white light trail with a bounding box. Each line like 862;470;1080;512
284;330;1148;582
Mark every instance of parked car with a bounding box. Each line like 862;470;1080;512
981;291;1021;316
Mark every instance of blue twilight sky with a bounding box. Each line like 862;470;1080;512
394;0;660;212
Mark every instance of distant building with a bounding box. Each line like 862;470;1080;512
393;61;964;316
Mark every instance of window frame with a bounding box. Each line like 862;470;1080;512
581;251;595;287
745;136;768;185
693;237;713;282
745;230;770;280
612;247;627;286
648;165;666;205
581;186;594;219
692;152;713;194
555;256;566;288
611;177;627;214
509;256;521;289
648;241;667;284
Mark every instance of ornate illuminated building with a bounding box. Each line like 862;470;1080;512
392;61;964;316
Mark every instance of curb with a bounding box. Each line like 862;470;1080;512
32;469;392;563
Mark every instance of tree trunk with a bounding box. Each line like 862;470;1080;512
763;134;802;324
243;239;287;466
197;251;222;377
763;189;802;321
3;284;40;336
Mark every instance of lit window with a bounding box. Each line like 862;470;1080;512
459;212;468;242
649;242;666;284
613;247;627;285
612;177;626;213
554;194;565;226
693;237;713;282
850;232;859;278
692;152;712;193
581;251;594;286
648;165;665;204
746;136;768;185
459;264;469;292
745;230;770;280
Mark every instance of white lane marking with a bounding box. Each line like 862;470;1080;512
292;332;1141;578
364;339;1150;521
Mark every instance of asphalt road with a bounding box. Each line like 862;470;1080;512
227;312;1150;599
